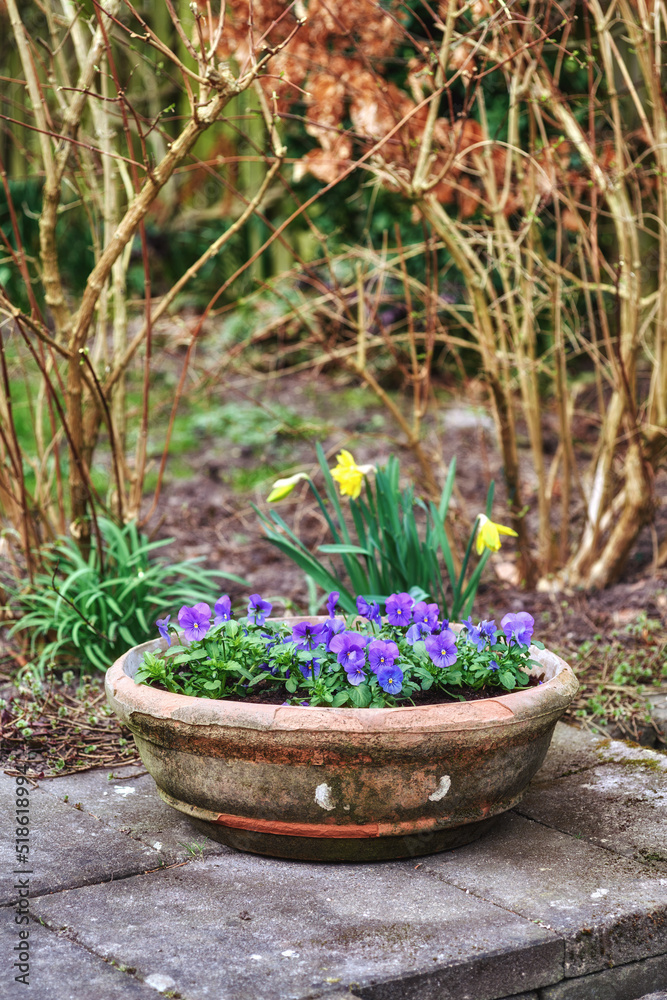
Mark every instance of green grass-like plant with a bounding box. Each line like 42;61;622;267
9;518;247;676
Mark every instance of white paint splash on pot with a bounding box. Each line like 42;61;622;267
315;783;336;810
429;776;452;801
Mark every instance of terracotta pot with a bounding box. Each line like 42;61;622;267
105;622;578;862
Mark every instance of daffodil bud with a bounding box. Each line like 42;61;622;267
266;472;310;503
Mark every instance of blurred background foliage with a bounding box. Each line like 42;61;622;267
0;0;666;621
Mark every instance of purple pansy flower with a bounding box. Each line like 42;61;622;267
326;591;339;617
480;619;498;643
299;657;321;679
329;633;367;671
406;621;430;645
356;596;382;625
412;601;439;633
353;632;372;648
425;629;458;668
461;617;487;652
501;612;534;647
213;595;232;625
178;603;211;642
247;594;272;625
377;663;403;695
489;659;499;671
321;617;346;650
156;615;171;646
344;663;367;686
292;621;326;650
368;639;399;674
385;592;414;627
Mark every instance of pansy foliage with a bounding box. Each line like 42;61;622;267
136;593;544;709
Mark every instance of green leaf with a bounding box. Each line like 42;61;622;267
317;544;372;555
186;647;209;661
83;643;111;671
119;624;138;647
438;457;457;521
135;606;150;635
349;683;372;708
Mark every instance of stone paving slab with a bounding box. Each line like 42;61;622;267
30;853;563;1000
415;811;667;977
3;723;667;1000
538;951;667;1000
346;947;557;1000
0;908;160;1000
39;764;229;862
517;759;667;867
0;774;162;904
534;724;667;784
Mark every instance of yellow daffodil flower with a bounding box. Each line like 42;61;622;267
329;449;375;500
266;472;310;503
475;513;518;554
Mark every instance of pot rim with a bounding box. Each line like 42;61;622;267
105;621;579;733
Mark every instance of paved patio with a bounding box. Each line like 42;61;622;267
1;723;666;1000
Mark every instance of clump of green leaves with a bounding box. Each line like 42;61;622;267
137;599;542;708
254;445;501;620
190;401;327;450
8;518;246;676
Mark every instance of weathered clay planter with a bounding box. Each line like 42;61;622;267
105;625;578;862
